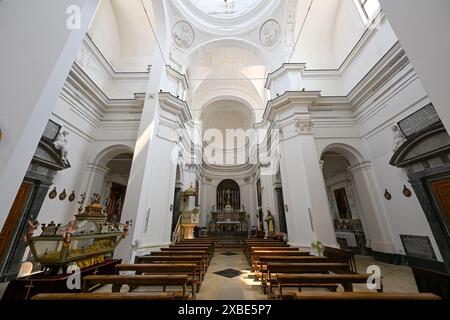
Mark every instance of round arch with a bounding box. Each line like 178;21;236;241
92;144;134;168
320;143;366;166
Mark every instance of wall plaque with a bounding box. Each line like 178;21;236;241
400;234;437;260
43;120;61;140
398;104;440;138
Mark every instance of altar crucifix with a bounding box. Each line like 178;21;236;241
225;189;232;206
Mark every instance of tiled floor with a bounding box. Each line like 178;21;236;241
196;249;419;299
0;250;419;300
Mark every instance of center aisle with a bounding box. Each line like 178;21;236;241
197;249;266;300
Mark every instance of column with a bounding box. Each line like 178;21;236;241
114;90;191;262
264;92;338;247
0;0;100;231
379;0;450;133
349;162;397;254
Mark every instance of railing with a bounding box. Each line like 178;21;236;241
171;214;183;244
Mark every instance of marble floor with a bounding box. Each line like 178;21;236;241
196;249;419;299
0;249;419;300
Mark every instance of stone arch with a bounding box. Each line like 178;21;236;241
92;144;134;168
321;143;366;166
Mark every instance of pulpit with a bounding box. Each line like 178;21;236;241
179;185;200;239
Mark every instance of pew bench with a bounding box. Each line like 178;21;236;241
294;292;441;300
263;262;351;294
273;273;383;299
115;263;199;298
135;255;207;279
150;250;210;265
82;274;189;297
31;292;187;300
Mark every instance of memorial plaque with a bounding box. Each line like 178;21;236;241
398;104;440;138
400;234;437;260
42;120;61;140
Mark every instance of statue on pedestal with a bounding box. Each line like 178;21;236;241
265;209;275;235
53;129;70;164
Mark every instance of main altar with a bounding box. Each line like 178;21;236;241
209;188;248;245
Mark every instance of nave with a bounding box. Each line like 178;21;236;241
22;238;438;301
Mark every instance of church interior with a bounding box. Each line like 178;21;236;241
0;0;449;303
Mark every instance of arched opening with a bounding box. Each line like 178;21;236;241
104;152;133;224
320;145;369;255
85;145;134;222
171;164;183;236
217;179;240;211
274;168;287;234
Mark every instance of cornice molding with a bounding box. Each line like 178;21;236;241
264;91;321;122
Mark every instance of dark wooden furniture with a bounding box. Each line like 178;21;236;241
1;258;121;301
274;273;382;299
294;292;441;300
82;274;188;296
115;263;199;298
412;267;450;300
31;292;187;300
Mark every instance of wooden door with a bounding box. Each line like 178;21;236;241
431;179;450;227
0;182;32;264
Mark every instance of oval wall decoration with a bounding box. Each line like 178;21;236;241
384;189;392;200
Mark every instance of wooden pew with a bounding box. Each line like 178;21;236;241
116;264;199;298
31;292;185;300
244;243;291;260
294;292;441;300
324;246;357;273
251;250;310;271
135;255;206;279
264;262;351;294
257;256;330;278
274;273;383;299
82;275;188;297
150;250;210;265
168;245;214;259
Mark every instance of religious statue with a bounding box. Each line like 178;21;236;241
264;209;275;235
53;129;70;164
392;124;405;152
211;205;216;212
225;189;232;206
22;218;39;243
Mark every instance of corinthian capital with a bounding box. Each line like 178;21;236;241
295;120;314;134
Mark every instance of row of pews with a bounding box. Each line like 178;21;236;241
243;238;441;300
32;238;215;301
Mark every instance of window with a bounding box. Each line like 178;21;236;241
355;0;380;23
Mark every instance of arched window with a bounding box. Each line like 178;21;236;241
217;179;240;211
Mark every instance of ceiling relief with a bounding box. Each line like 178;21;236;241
260;19;281;47
172;21;194;49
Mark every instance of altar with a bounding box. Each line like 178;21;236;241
209;182;248;245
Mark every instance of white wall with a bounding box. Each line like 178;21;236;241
355;64;443;260
379;0;450;134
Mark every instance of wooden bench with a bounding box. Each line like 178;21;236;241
251;250;310;271
135;255;207;279
82;274;189;296
324;246;357;273
257;256;330;277
264;262;351;294
274;273;383;299
168;245;214;259
294;292;441;300
150;250;210;265
31;292;186;300
115;263;199;298
244;244;292;260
